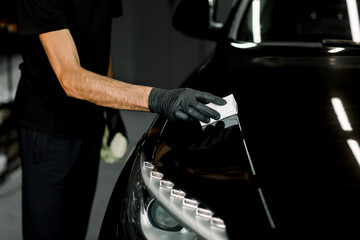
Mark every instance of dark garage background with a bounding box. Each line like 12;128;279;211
111;0;215;89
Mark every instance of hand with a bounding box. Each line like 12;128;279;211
100;124;128;163
100;108;128;163
105;108;127;145
148;88;227;123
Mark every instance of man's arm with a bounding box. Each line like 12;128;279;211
39;28;227;123
39;29;152;111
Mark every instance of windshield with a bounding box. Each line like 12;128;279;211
235;0;360;42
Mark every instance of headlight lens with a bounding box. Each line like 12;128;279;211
147;199;183;231
121;151;228;240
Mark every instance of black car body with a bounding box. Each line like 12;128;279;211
99;0;360;239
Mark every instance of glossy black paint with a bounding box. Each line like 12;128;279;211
166;41;360;239
100;0;360;239
140;41;360;239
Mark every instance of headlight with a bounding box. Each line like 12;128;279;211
121;151;229;240
146;199;183;232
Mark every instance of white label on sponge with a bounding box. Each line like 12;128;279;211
200;94;238;126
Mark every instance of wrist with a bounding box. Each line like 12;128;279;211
148;87;166;113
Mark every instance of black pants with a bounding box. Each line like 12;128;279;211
18;127;103;240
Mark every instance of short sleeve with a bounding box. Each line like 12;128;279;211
16;0;68;36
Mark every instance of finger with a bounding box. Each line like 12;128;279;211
196;92;227;105
174;110;192;121
186;107;211;123
191;102;221;120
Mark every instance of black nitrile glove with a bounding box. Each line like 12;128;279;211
148;88;227;123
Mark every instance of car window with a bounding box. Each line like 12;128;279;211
235;0;359;42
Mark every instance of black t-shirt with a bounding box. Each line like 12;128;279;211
15;0;122;138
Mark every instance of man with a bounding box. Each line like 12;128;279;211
15;0;226;239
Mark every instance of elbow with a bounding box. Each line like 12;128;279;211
57;68;79;98
57;71;75;97
58;73;73;97
62;85;74;98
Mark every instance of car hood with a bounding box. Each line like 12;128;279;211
149;44;360;239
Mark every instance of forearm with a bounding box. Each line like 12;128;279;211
40;29;151;111
61;67;152;111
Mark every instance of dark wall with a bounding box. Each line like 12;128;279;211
0;1;16;22
110;0;216;89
